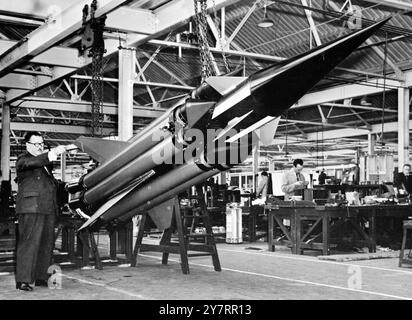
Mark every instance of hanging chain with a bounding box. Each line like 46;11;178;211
88;0;106;137
194;0;216;81
90;52;104;137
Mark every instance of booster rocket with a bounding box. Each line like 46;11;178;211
67;18;390;231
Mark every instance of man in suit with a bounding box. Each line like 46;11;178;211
281;159;309;200
15;132;66;291
318;169;327;185
394;164;412;196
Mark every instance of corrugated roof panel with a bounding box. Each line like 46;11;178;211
139;47;203;85
0;24;35;40
223;1;312;57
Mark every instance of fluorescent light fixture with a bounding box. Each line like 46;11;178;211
257;4;274;28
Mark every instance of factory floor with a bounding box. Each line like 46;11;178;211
1;238;412;301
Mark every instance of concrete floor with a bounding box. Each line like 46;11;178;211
1;240;412;300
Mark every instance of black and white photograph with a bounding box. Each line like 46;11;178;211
0;0;411;309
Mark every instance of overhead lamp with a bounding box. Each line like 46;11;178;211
360;95;372;106
257;2;274;28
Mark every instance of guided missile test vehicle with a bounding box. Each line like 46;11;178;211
67;18;390;231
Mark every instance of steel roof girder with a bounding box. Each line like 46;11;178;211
105;7;156;34
0;39;88;68
0;0;129;78
295;77;403;108
4;38;120;103
362;0;412;11
11;96;165;119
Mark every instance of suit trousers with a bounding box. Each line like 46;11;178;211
15;213;56;283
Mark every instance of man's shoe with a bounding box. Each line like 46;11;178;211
16;282;33;291
35;280;48;287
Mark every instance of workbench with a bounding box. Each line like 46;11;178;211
267;203;412;255
242;205;267;242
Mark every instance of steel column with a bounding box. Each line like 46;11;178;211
0;90;10;181
398;87;410;168
252;141;259;192
368;133;376;156
60;152;66;182
118;49;135;141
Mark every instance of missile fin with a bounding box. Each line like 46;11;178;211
214;110;253;141
225;67;245;77
225;116;276;143
206;76;247;95
74;136;130;164
78;184;135;231
185;100;215;127
147;198;175;231
257;117;280;146
79;170;155;230
212;82;251;119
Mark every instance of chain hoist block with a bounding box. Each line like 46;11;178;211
78;1;107;137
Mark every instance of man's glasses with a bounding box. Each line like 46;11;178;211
27;142;44;148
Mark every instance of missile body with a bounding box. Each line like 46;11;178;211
81;99;184;189
69;19;390;230
83;135;180;205
117;168;221;224
74;99;216;206
79;139;252;230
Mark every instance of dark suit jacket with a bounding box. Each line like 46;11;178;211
395;172;412;194
15;151;59;215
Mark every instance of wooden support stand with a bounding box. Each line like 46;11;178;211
0;218;15;236
108;222;133;263
78;229;103;270
55;216;134;269
399;220;412;267
131;192;221;274
0;217;16;272
54;216;83;264
54;216;102;269
0;217;16;251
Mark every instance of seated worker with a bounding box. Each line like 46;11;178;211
281;159;309;200
394;164;412;196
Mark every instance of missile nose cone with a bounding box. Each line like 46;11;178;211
211;18;390;122
357;17;391;37
375;16;392;27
